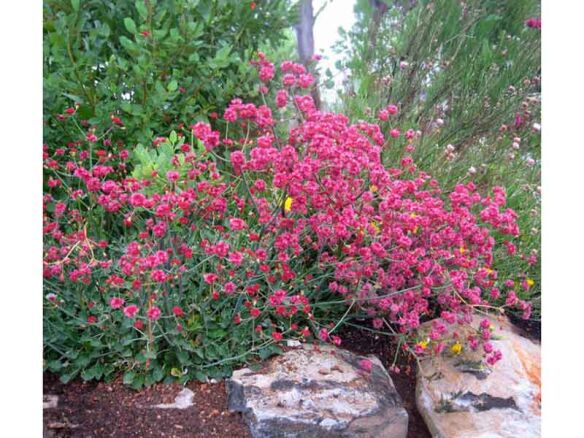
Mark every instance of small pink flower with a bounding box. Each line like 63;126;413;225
151;269;167;283
387;104;398;115
123;304;139;318
166;171;180;182
224;281;236;294
148;306;162;321
109;297;125;309
359;358;373;372
229;218;247;231
390;128;400;138
203;273;219;284
228;251;244;266
172;306;184;317
129;193;146;207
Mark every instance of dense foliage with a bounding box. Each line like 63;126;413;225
44;51;531;387
44;0;295;147
333;0;541;316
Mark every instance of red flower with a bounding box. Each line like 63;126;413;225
250;2;256;10
359;359;373;372
124;305;139;318
148;306;162;321
109;297;125;309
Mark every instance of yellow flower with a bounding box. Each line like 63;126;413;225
416;339;429;350
410;213;417;218
459;246;466;254
526;278;535;287
370;221;380;234
369;185;378;193
451;342;463;354
284;196;293;213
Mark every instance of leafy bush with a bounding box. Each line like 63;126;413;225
333;0;541;316
43;0;296;147
44;53;531;387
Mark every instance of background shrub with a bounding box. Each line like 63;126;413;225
43;0;296;146
333;0;541;316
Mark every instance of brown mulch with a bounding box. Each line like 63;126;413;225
43;373;250;438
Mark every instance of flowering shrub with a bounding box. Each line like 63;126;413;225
43;54;531;387
333;0;541;318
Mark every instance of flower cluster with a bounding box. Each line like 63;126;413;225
43;54;531;384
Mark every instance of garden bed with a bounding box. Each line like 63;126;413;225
43;321;432;438
43;373;249;438
43;312;540;438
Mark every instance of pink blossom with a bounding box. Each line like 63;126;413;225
359;359;373;372
147;306;162;321
109;297;125;309
123;305;139;318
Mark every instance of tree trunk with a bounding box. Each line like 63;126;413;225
295;0;321;109
367;0;389;64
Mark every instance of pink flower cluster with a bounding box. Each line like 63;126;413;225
42;54;532;368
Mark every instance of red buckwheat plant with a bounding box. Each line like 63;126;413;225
43;54;530;387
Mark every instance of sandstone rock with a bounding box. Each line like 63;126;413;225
227;343;408;438
43;394;58;409
152;388;194;410
416;315;541;438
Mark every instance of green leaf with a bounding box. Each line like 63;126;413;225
208;328;227;339
152;366;164;382
47;360;63;372
120;36;137;54
144;351;157;359
169;130;178;144
135;0;148;20
60;371;78;384
176;350;189;365
167;80;178;92
71;0;79;12
124;17;137;35
123;371;136;385
81;368;95;381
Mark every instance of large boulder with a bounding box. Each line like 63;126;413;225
227;343;408;438
416;315;541;438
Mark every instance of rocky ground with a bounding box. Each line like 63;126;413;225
44;315;540;438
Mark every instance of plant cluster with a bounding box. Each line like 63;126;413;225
44;53;532;387
44;0;296;148
332;0;541;316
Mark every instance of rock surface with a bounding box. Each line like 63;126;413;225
152;388;195;410
416;315;541;438
227;343;408;438
43;394;59;409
